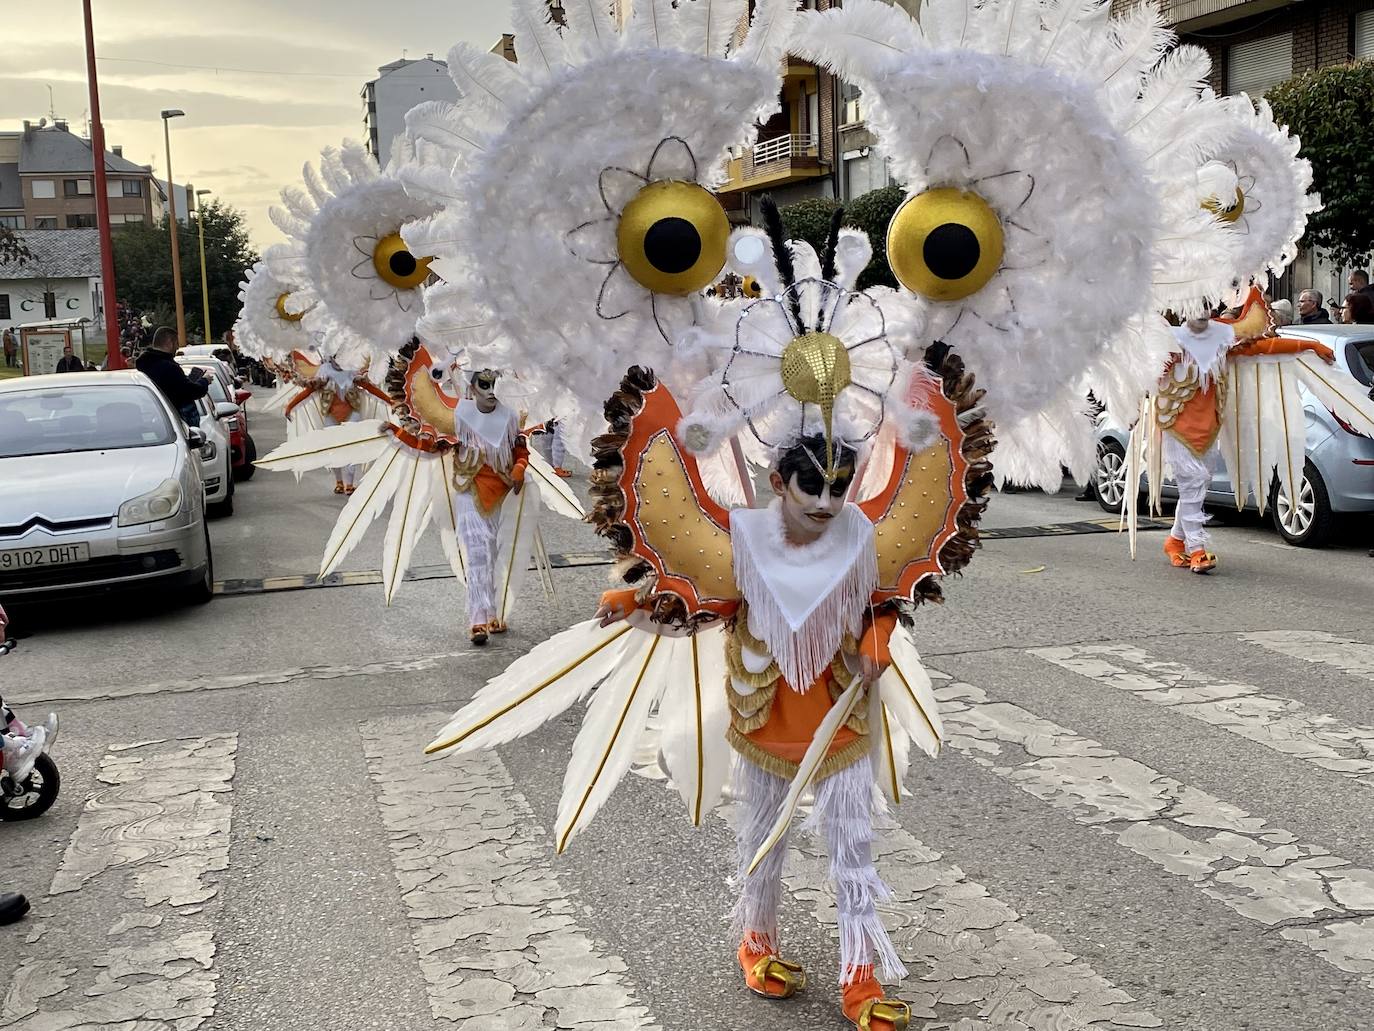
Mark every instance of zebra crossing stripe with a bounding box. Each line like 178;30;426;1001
782;821;1162;1026
931;671;1374;985
1242;630;1374;682
1;736;236;1029
1032;643;1374;784
362;725;658;1030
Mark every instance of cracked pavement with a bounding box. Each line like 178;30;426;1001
2;405;1374;1030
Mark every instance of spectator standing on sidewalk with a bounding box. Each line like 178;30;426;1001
135;326;209;425
1298;290;1330;325
2;327;16;368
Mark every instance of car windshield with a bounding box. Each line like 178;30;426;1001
0;384;176;458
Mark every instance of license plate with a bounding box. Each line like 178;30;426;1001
0;543;91;571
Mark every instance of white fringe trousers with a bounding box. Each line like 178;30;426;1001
455;492;502;627
1164;435;1212;551
323;409;363;487
731;756;907;984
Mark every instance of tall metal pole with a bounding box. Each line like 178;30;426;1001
82;0;122;369
195;190;212;343
162;116;187;348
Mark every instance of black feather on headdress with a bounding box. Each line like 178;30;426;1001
820;206;845;283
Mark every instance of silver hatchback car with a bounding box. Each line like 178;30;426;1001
0;371;214;602
1094;325;1374;546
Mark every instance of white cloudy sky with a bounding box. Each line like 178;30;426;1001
5;1;512;247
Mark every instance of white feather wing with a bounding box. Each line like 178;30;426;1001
258;419;389;474
427;620;636;757
319;443;408;576
430;451;468;584
881;623;944;759
1295;351;1374;437
380;448;436;604
525;449;587;520
555;630;675;852
656;627;732;825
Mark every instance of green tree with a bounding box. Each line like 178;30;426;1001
779;197;842;258
1268;61;1374;268
843;185;905;290
112;201;258;343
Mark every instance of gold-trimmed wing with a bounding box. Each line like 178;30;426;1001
591;367;740;627
860;347;992;606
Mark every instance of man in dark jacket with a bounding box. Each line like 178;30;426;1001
54;344;85;373
1298;290;1331;325
135;326;209;424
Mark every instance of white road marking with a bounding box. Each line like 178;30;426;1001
0;736;235;1029
1033;643;1374;784
363;723;659;1030
1242;630;1374;682
932;672;1374;986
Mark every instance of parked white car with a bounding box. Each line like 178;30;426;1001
0;371;214;603
190;394;235;517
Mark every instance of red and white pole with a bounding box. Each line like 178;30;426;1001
83;0;123;369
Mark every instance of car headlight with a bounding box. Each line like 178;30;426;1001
199;440;218;462
118;478;183;527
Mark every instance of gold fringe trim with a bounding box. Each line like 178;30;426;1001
726;624;782;689
726;727;873;782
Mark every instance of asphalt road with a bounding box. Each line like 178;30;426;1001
2;397;1373;1031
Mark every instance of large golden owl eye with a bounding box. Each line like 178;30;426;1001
887;188;1004;302
1202;187;1246;224
741;275;764;299
373;233;433;290
617;181;729;295
275;293;304;323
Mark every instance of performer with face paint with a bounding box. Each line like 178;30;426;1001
452;369;530;645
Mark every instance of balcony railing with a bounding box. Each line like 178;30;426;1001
751;133;818;167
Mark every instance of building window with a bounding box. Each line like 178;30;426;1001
44;292;57;320
31;180;55;200
63;178;93;197
122;213;144;224
0;295;9;320
67;214;96;228
1357;11;1374;59
0;215;22;229
32;216;57;230
1226;33;1293;96
123;179;143;197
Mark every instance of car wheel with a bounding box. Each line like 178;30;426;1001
1094;439;1128;513
184;526;215;604
209;493;234;518
1271;460;1335;547
235;434;257;481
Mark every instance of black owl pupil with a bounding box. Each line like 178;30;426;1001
643;217;701;275
924;223;981;281
389;250;418;278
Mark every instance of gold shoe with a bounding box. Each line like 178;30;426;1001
488;618;509;634
747;955;806;999
854;997;911;1031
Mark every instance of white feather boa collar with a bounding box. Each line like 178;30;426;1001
455;398;519;471
729;500;877;691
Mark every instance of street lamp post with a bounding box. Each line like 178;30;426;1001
195;188;212;343
160;109;186;348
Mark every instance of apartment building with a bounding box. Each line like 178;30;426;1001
361;56;460;163
0;120;161;232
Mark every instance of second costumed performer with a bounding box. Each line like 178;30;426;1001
452;368;529;645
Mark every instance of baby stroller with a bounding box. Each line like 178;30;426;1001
0;606;60;821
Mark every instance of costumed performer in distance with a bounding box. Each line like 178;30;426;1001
453;367;529;646
283;356;391;495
